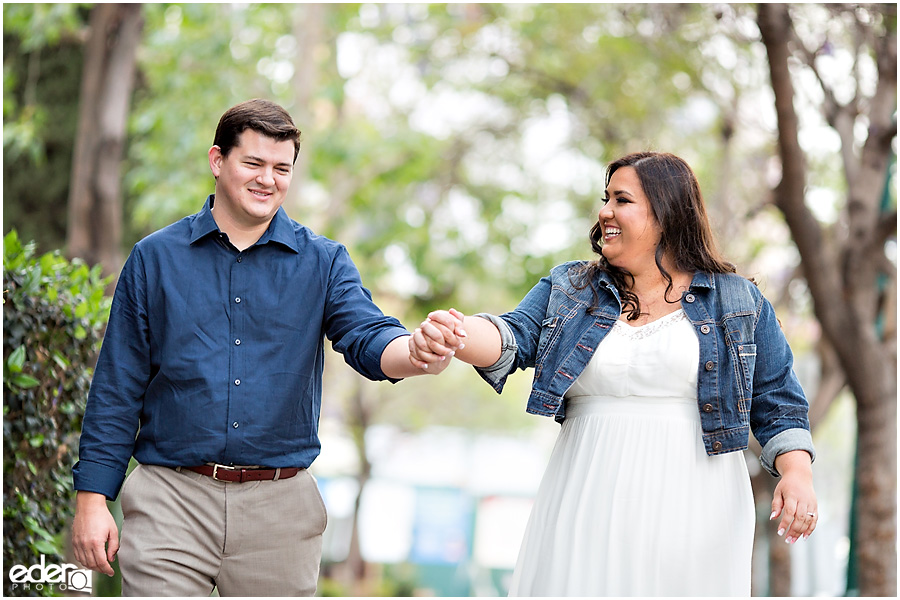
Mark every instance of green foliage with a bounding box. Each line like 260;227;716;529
2;4;88;253
3;230;111;597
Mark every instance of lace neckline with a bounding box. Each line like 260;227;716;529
613;309;687;339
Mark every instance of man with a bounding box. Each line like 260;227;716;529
71;99;456;596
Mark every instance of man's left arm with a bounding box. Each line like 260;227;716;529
325;245;458;380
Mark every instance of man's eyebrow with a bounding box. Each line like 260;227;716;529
244;154;293;168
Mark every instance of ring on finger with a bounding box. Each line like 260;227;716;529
806;512;816;518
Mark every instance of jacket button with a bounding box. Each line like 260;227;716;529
685;294;695;303
702;403;714;413
700;324;711;334
712;441;723;451
705;360;715;370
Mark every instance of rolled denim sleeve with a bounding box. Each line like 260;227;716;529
760;428;816;477
473;313;519;393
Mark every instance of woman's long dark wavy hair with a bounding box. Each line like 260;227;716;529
576;152;737;320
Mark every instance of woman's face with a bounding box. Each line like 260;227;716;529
598;166;662;273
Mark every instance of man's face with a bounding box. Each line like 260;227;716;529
208;129;295;228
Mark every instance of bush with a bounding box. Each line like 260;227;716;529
3;231;111;596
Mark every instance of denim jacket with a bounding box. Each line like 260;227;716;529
475;261;815;477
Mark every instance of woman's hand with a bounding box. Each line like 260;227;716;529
770;450;817;544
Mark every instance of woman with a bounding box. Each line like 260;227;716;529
410;152;817;596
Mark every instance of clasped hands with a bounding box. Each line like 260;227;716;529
409;308;468;371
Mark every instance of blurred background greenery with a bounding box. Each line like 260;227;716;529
3;3;896;597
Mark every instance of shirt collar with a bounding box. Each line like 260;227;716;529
190;195;300;254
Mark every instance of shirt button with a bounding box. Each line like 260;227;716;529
712;441;723;451
685;294;695;303
234;379;241;386
702;403;714;413
705;361;715;371
235;339;241;346
235;297;241;303
236;255;243;263
700;324;711;334
232;421;239;429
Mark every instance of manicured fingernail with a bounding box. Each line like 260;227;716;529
450;351;455;357
777;528;785;536
460;330;468;337
786;536;796;544
802;534;809;540
459;343;465;349
769;511;778;520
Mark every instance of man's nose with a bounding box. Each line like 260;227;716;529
257;169;275;186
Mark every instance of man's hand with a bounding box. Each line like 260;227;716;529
72;491;119;577
409;309;467;369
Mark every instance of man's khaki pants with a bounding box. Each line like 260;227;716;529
118;464;327;596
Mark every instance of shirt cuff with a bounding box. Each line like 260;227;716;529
72;460;128;500
368;327;413;383
472;313;517;393
759;428;816;477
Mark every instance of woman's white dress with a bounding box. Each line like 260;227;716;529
508;309;755;597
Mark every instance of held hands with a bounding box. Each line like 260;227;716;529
770;450;818;544
408;308;467;371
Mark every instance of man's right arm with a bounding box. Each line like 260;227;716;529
74;247;149;497
72;492;119;576
73;247;151;574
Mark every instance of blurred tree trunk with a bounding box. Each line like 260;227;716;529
287;2;326;211
326;376;374;594
758;4;897;596
66;3;143;279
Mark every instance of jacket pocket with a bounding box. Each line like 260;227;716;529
734;342;756;392
534;316;559;378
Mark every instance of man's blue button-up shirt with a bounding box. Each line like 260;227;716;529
73;196;409;499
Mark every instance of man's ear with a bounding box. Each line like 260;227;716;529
208;145;223;179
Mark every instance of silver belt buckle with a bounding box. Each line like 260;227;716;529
211;463;237;481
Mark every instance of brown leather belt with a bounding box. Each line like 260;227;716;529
181;464;301;483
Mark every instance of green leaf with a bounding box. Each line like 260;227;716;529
30;539;58;555
28;434;45;447
51;352;70;369
11;374;40;388
7;345;26;373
